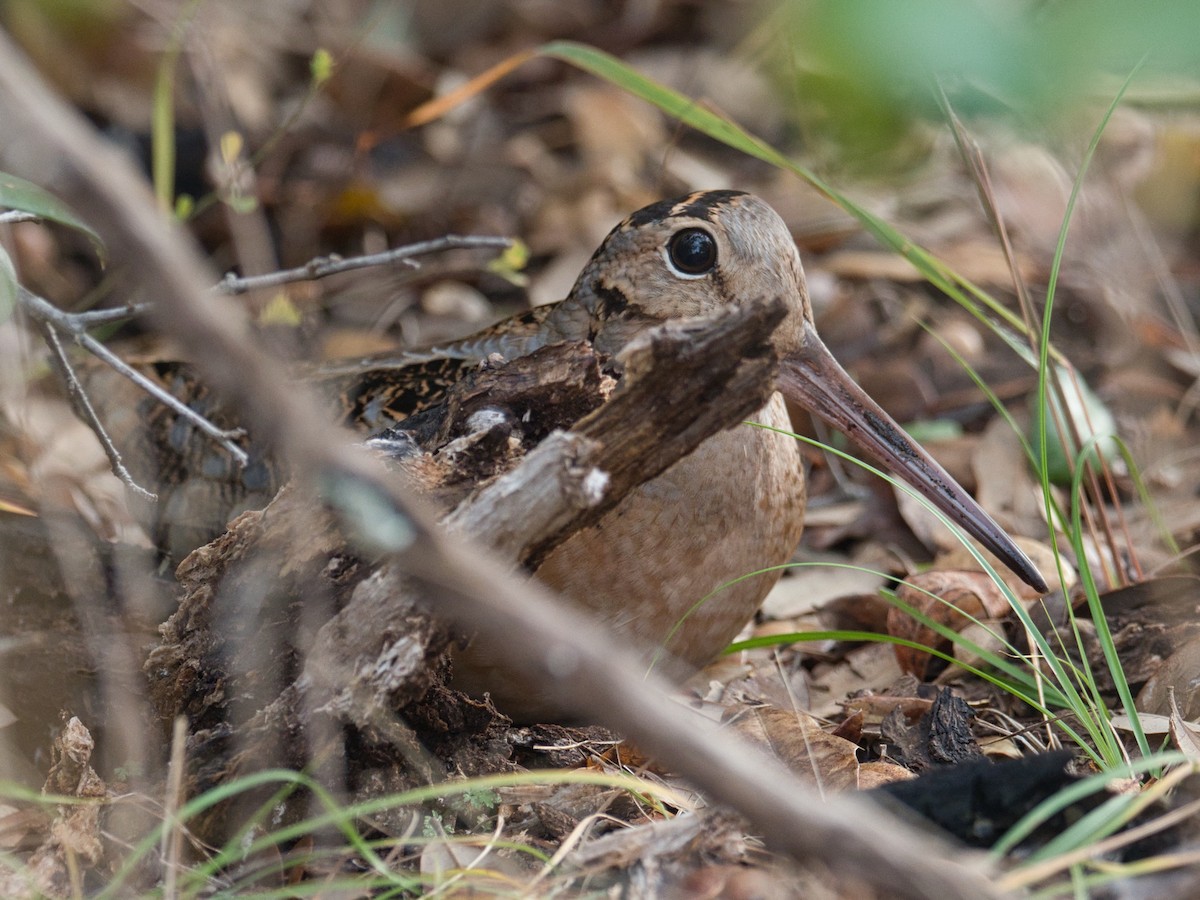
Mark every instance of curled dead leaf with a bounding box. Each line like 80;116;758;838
857;760;916;789
1139;633;1200;722
0;805;48;852
1168;688;1200;762
936;536;1071;602
888;570;1009;680
840;693;932;728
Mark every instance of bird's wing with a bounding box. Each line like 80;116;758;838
309;301;590;431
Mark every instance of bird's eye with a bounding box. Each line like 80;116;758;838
666;228;717;276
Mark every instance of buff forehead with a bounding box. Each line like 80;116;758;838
714;195;812;323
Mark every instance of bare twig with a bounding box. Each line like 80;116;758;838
43;235;513;330
31;314;157;500
17;285;250;467
62;303;150;327
216;235;513;295
0;34;999;899
13;230;512;489
161;716;187;899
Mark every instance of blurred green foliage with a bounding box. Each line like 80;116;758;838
0;0;127;40
779;0;1200;167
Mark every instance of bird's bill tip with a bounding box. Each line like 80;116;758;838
779;324;1049;595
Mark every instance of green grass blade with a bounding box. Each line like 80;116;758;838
750;422;1128;761
0;245;15;324
151;0;202;214
1033;57;1144;576
990;753;1189;859
0;171;104;258
1027;61;1149;767
538;40;1030;338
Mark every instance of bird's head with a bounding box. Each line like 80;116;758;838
572;190;1047;594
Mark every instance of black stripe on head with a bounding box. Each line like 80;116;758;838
624;190;749;229
625;197;685;229
673;190;747;222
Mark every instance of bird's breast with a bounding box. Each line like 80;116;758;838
533;391;806;671
448;389;807;720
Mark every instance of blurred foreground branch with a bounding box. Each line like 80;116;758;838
0;29;996;900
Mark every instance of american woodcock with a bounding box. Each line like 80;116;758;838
108;190;1047;718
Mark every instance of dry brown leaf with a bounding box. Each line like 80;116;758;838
564;85;665;191
888;570;1009;679
1139;634;1200;721
419;832;509;889
1111;712;1171;737
1168;688;1200;761
830;709;864;744
731;707;860;791
971;417;1048;545
935;536;1070;602
760;562;887;620
807;642;905;721
0;805;48;852
856;760;916;789
404;48;538;128
823;243;1037;286
978;737;1025;760
953;620;1011;672
840;693;932;727
821;250;924;282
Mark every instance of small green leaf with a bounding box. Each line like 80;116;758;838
0;171;105;260
258;292;303;327
225;194;259;215
0;244;16;324
310;48;333;87
486;238;530;286
1030;368;1120;485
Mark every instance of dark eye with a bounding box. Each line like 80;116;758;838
667;228;717;275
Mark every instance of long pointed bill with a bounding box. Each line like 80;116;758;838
779;319;1048;594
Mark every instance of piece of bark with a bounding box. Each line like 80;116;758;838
142;342;609;729
880;687;981;772
448;297;786;566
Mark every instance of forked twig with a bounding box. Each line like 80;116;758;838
18;284;250;467
14;234;512;481
216;235;513;295
50;235;512;328
31;314;157;500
